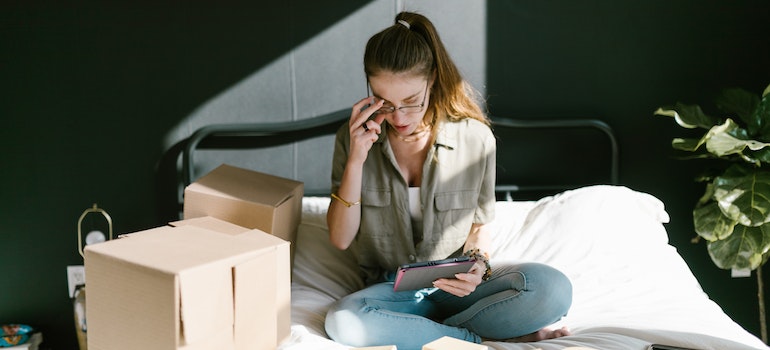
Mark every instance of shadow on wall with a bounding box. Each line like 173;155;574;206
153;2;377;223
2;3;372;349
156;1;489;222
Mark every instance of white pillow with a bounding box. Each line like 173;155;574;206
490;184;672;266
488;185;743;337
292;197;363;299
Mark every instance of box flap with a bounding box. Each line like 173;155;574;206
268;193;302;244
233;252;276;350
86;225;283;274
170;216;251;236
178;262;234;346
178;327;233;350
274;242;292;342
189;164;303;206
85;249;180;350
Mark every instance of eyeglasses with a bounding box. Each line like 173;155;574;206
367;81;428;115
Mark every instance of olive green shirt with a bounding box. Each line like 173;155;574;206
331;118;496;284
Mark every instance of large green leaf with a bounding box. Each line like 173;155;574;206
755;89;770;140
713;164;770;226
675;119;770;164
707;223;770;270
747;147;770;164
671;138;720;160
654;103;720;129
705;119;770;158
715;88;760;134
694;202;737;240
671;137;702;152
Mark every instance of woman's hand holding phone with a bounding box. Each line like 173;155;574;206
348;97;386;163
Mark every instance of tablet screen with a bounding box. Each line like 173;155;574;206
393;256;476;291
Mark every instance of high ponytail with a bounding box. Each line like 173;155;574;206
364;12;489;129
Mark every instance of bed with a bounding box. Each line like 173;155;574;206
180;110;768;350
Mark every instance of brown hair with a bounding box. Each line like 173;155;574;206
363;12;489;131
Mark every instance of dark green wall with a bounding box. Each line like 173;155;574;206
0;2;367;349
2;2;769;349
487;0;770;339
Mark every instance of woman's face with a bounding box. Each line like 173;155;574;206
368;72;431;136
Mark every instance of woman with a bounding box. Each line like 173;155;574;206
325;12;572;349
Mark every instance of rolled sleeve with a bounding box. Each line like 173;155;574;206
474;125;496;224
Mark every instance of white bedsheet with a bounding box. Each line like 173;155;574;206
282;186;768;350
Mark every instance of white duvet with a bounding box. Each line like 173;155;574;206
281;186;769;350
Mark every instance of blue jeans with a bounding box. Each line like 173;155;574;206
324;262;572;350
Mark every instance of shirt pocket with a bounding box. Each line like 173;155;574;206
433;190;478;241
358;189;399;267
435;190;477;211
362;188;391;207
361;189;392;234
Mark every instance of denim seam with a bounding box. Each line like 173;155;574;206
447;271;528;326
361;298;480;344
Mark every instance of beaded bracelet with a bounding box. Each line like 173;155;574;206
463;248;492;281
331;193;361;207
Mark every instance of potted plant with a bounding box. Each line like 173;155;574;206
655;83;770;343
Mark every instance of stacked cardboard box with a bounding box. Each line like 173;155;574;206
85;217;289;350
183;164;303;261
85;164;302;350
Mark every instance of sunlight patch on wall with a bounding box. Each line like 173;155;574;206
163;0;486;190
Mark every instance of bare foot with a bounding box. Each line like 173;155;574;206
504;326;572;342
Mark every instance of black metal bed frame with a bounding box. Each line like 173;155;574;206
181;108;619;199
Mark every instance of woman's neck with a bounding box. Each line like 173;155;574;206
387;124;432;187
388;125;431;143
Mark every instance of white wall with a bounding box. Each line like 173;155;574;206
166;0;486;194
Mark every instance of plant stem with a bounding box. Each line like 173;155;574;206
757;265;767;344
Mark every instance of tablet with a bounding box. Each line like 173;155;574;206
393;256;476;291
647;345;699;350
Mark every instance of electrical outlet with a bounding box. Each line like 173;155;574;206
67;265;86;298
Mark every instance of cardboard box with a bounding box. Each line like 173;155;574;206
422;336;488;350
183;164;303;260
85;217;290;350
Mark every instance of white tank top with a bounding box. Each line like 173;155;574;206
408;187;422;221
409;187;423;244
